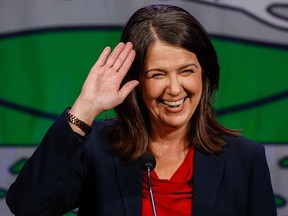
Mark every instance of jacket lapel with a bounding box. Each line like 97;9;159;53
192;150;224;216
114;154;143;216
114;150;224;216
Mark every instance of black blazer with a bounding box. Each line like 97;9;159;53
6;110;277;216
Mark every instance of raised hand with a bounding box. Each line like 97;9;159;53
69;42;139;131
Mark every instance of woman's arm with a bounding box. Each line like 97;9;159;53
6;42;138;215
246;144;277;216
6;110;87;215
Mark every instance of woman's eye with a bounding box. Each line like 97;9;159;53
147;73;165;79
181;70;194;76
153;73;165;78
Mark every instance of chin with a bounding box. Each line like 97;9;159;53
164;119;190;128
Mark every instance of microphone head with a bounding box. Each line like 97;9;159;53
139;152;156;171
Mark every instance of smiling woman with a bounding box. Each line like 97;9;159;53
6;4;277;216
140;41;202;133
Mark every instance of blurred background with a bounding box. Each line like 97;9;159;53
0;0;287;215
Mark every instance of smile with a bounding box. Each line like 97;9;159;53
162;98;185;108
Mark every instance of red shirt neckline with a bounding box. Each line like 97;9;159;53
142;147;195;216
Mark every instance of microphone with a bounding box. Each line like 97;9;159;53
140;152;157;216
140;152;156;171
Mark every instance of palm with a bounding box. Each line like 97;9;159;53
79;42;138;115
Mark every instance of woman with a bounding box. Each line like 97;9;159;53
6;4;277;216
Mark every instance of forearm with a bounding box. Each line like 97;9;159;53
6;110;86;215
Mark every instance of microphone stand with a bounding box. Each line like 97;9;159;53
140;152;157;216
147;165;157;216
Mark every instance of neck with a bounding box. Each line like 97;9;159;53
150;122;188;144
149;126;189;163
150;140;189;180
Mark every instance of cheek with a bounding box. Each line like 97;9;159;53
141;80;165;101
185;77;202;95
195;81;202;94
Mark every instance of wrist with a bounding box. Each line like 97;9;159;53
67;109;92;135
70;97;102;124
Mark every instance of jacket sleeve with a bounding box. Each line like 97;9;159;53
6;109;88;216
246;143;277;216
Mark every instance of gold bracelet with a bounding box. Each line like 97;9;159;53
67;109;92;134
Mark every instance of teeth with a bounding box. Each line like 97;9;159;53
163;98;185;107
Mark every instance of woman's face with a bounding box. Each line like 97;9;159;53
140;41;202;130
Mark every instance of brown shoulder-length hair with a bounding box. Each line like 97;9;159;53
111;4;240;160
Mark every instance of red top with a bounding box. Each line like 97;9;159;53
142;147;195;216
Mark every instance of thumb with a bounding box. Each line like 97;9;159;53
118;80;139;102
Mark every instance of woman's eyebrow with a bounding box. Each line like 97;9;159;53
178;63;198;70
145;63;198;72
145;68;164;73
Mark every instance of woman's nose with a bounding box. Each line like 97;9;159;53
166;75;182;95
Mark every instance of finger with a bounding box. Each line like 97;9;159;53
118;80;139;102
94;46;111;67
105;42;126;68
117;49;136;79
112;42;134;71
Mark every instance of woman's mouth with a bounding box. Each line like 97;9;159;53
162;98;185;108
